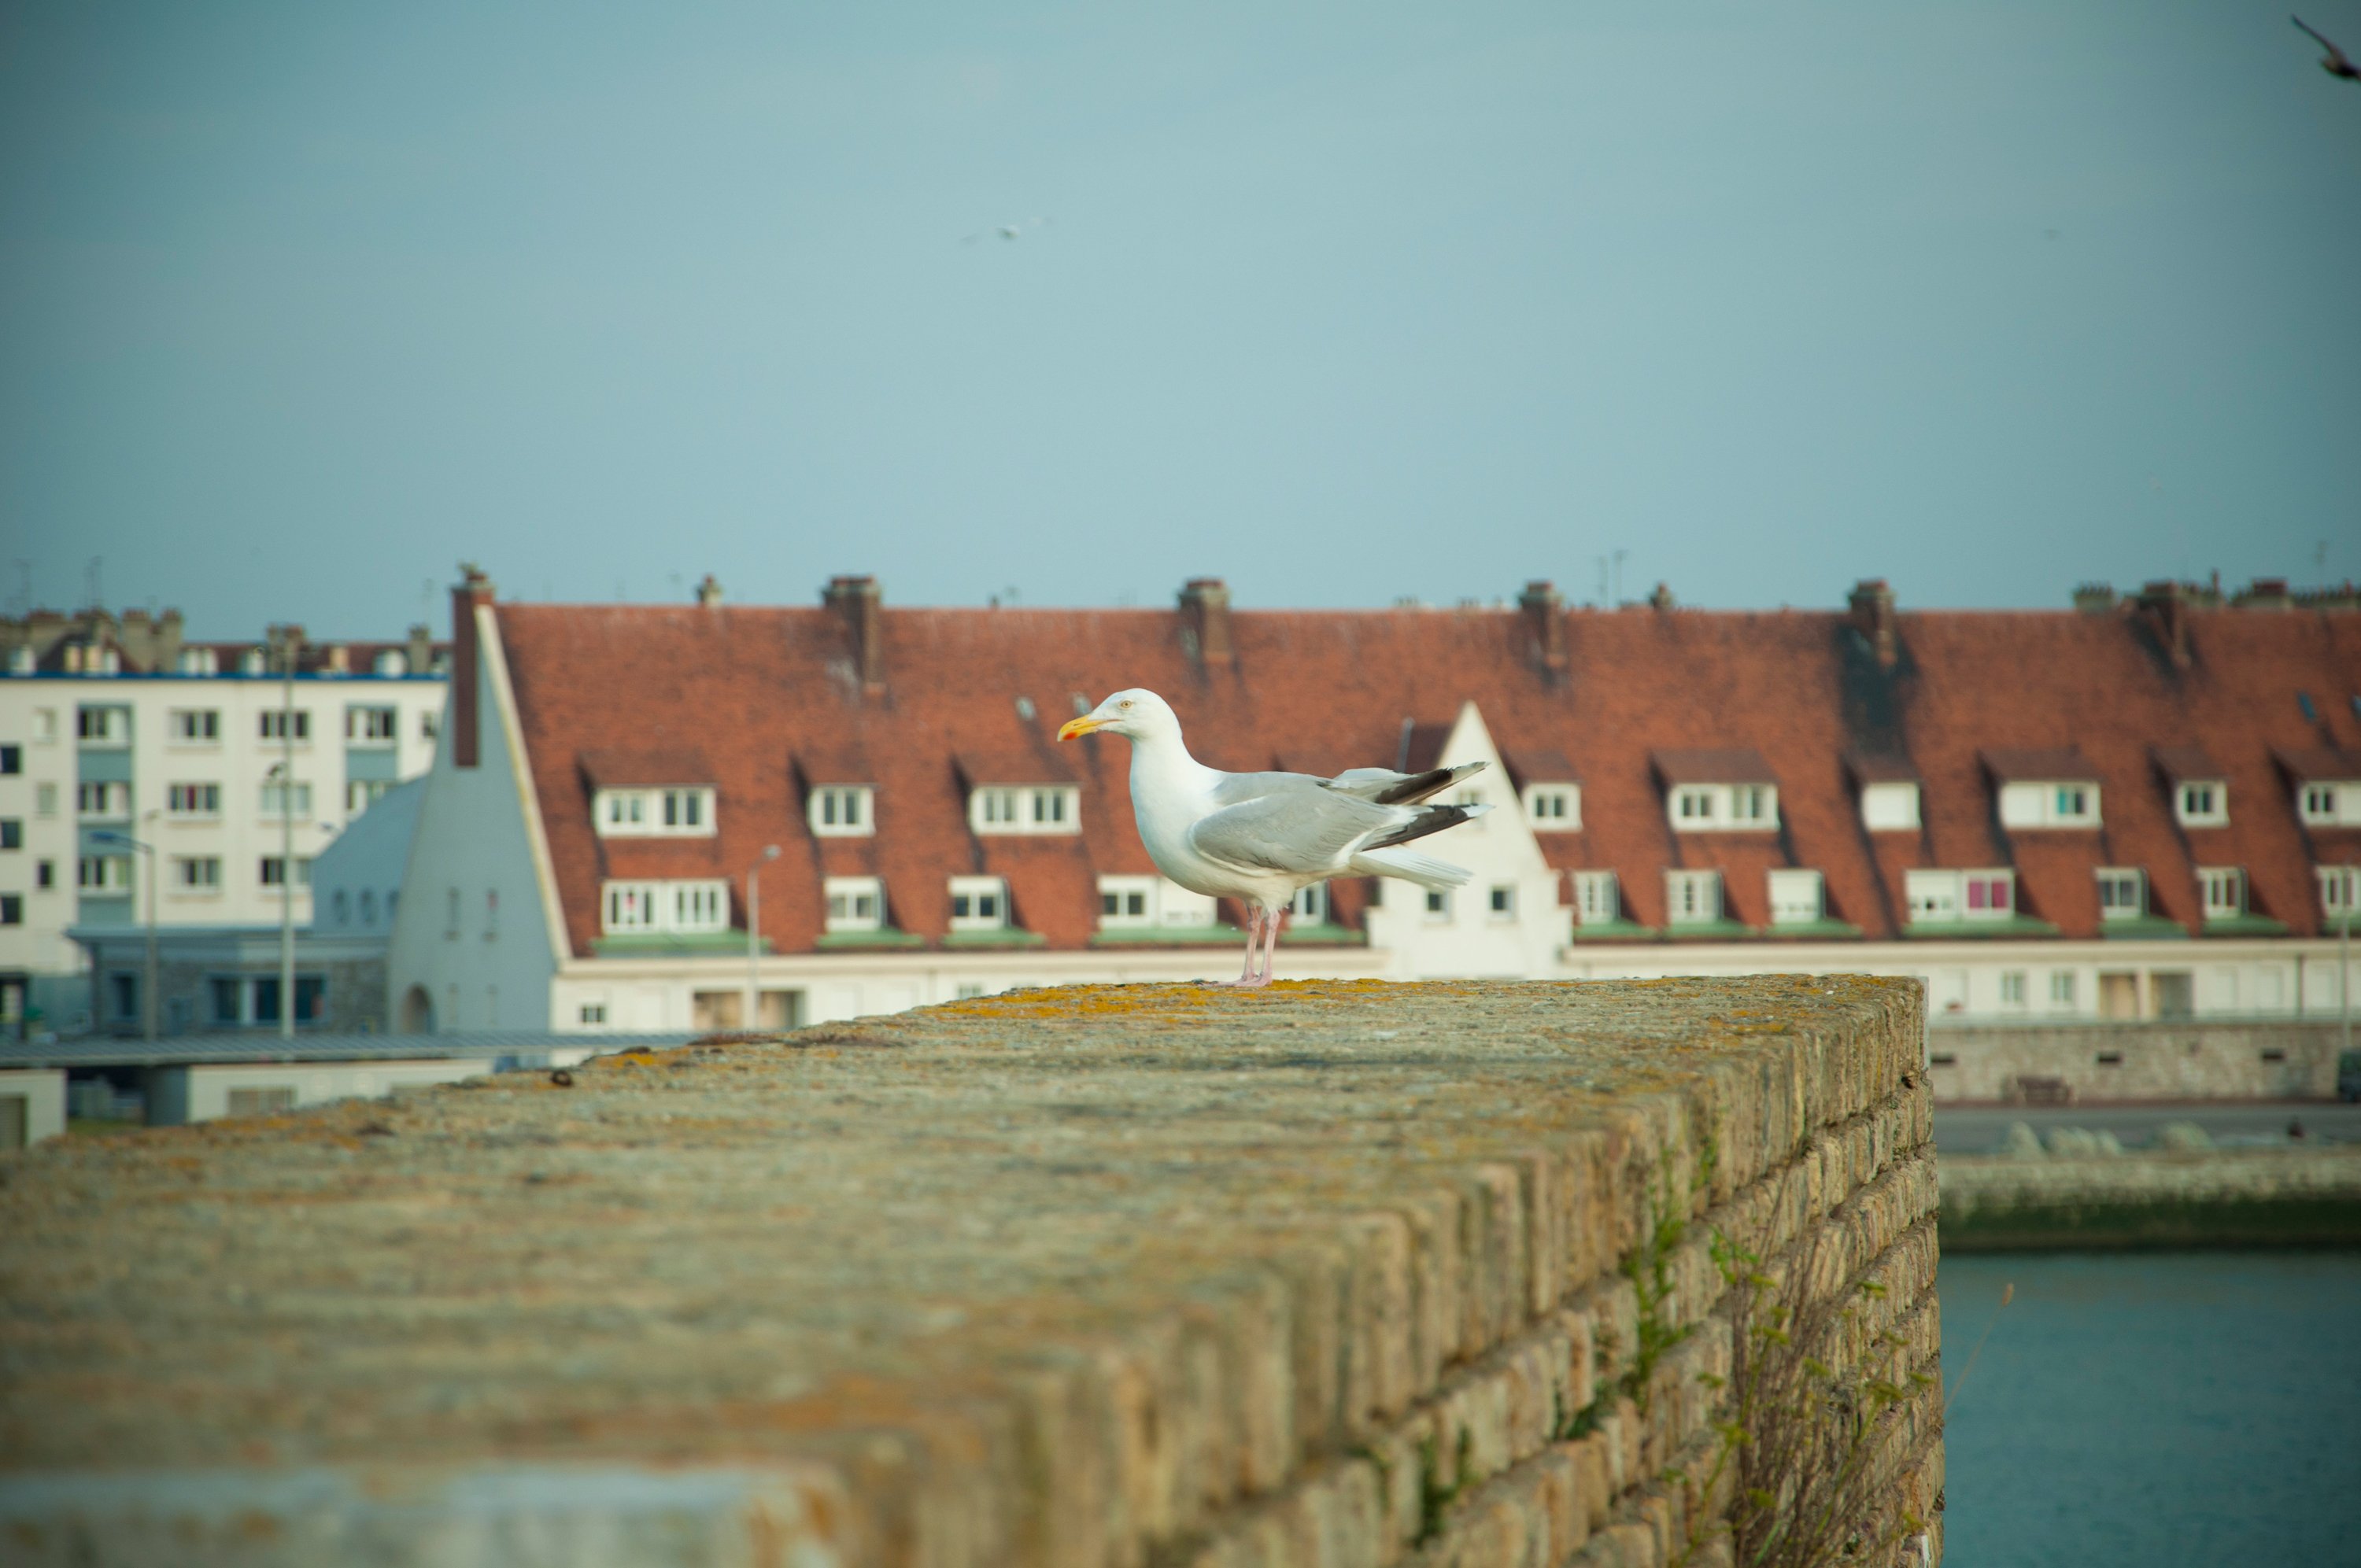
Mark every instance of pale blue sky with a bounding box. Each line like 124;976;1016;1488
4;2;2358;637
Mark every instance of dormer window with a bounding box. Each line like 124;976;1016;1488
2197;868;2245;921
809;785;874;838
1097;876;1217;929
597;786;716;838
2096;868;2145;921
825;876;884;932
969;784;1080;836
1767;869;1825;925
1655;751;1779;834
948;875;1008;930
602;879;728;935
1524;786;1578;828
1665;869;1723;924
177;647;218;675
2176;782;2226;827
1572;870;1620;924
1986;749;2101;828
1906;869;2014;924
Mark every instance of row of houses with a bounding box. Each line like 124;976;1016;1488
382;569;2361;1035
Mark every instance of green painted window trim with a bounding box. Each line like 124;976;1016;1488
814;928;928;950
2099;915;2191;940
1661;918;1759;942
1090;924;1247;947
1278;922;1369;946
2199;913;2290;937
939;928;1047;949
591;932;775;957
1901;916;2063;940
1568;919;1660;942
1756;918;1865;940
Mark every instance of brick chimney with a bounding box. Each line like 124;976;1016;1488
2071;582;2118;614
1847;578;1898;669
823;575;885;695
451;565;496;769
1517;580;1568;679
1178;578;1233;667
2134;580;2194;670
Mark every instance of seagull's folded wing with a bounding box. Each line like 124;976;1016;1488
1186;782;1394;876
1320;762;1485;806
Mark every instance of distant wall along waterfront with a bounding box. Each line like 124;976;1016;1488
1927;1017;2352;1103
0;978;1942;1567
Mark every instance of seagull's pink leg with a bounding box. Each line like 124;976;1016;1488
1251;906;1287;987
1221;906;1264;986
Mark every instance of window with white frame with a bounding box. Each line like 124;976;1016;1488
177;647;219;675
260;780;313;818
2197;867;2245;921
35;784;57;816
76;781;131;818
258;856;313;887
2299;781;2359;826
79;855;131;892
1488;884;1517;920
1905;869;2016;924
169;709;220;743
76;707;130;745
970;785;1081;836
1524;785;1580;829
166;782;220;817
1573;870;1620;924
171;856;222;891
1424;887;1453;921
2000;971;2027;1007
420;710;439;740
2174;781;2227;828
1162;883;1216;926
1666;869;1723;924
2321;867;2359;923
808;785;874;837
1290;881;1328;922
1767;869;1825;925
32;709;57;742
257;710;311;743
2050;971;2078;1008
579;1002;608;1025
346;780;392;814
1997;780;2100;828
1859;782;1921;832
2095;868;2145;921
1668;783;1778;832
600;878;730;935
594;787;717;838
948;875;1009;930
825;876;885;932
1098;875;1155;927
346;706;397;744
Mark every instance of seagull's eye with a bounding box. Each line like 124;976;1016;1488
1118;699;1134;710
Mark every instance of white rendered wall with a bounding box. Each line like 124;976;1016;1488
150;1059;489;1125
0;1068;66;1146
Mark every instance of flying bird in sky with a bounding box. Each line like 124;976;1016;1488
2293;15;2360;79
1059;688;1487;987
963;217;1052;244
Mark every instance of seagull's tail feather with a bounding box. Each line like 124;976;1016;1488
1365;799;1491;854
1351;847;1473;891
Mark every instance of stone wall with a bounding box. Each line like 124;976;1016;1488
1926;1018;2350;1104
1940;1146;2361;1249
0;978;1942;1567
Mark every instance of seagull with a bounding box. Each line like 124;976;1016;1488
962;216;1053;244
1059;688;1489;987
2294;15;2360;79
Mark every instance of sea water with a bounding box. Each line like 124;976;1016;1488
1934;1252;2361;1566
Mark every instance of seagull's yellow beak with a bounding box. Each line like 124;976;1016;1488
1056;715;1104;741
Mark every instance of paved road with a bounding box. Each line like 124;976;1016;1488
1933;1101;2361;1154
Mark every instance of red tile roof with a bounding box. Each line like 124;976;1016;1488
2274;746;2361;781
1653;748;1777;785
1502;748;1580;788
578;749;715;790
1979;747;2095;782
488;592;2361;954
1844;751;1919;785
2150;746;2226;783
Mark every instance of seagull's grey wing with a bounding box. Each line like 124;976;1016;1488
1187;788;1393;876
1206;770;1328;807
1321;761;1487;806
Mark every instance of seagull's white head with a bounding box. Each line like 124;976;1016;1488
1057;688;1181;743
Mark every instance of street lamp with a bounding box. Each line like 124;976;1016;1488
745;844;781;1033
87;826;156;1046
269;626;302;1040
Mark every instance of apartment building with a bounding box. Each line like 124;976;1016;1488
0;607;447;1033
386;570;2361;1035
